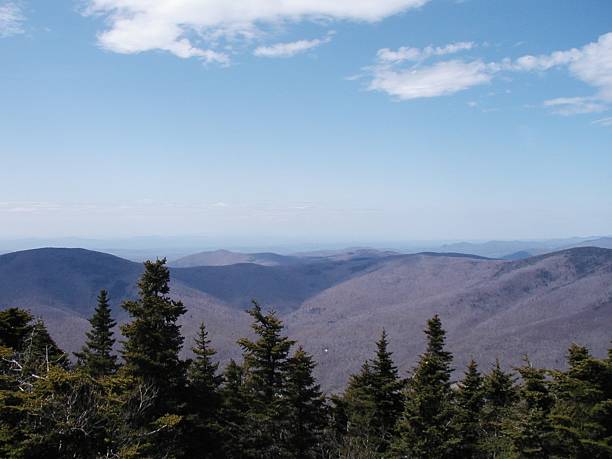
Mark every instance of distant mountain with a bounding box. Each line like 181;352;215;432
1;247;610;391
170;249;301;267
435;237;612;259
560;237;612;250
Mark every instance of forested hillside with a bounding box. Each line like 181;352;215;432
1;247;611;391
1;260;611;458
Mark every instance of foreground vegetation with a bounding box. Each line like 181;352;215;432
1;259;610;458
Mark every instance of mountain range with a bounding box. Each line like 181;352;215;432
0;246;611;391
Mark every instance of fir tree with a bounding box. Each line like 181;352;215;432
394;314;457;458
284;346;326;458
454;359;485;458
549;344;612;458
369;329;403;453
0;308;34;351
237;301;295;456
479;359;517;457
333;361;377;456
23;318;67;372
219;359;249;457
188;322;222;401
508;357;555;458
121;258;187;394
74;290;118;378
185;322;223;457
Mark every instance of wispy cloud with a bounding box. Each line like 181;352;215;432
543;97;607;116
0;1;24;37
593;116;612;127
254;32;334;58
364;32;612;114
376;41;474;63
84;0;429;65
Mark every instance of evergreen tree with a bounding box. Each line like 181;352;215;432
121;258;187;394
369;329;403;453
508;357;555;458
237;301;295;457
219;359;249;457
338;361;377;455
0;308;34;351
74;290;118;377
336;331;403;455
284;346;326;458
22;318;67;372
119;259;188;457
394;314;458;458
454;359;484;458
479;359;517;457
549;344;612;458
185;322;223;457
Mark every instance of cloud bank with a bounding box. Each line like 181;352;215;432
84;0;429;63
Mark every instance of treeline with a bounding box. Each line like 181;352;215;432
0;259;611;458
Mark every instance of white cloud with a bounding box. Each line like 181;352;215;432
593;116;612;127
366;32;612;111
0;1;24;37
369;59;492;100
254;33;333;58
84;0;429;63
377;41;474;63
543;97;607;116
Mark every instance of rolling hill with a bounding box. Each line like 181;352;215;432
0;247;610;391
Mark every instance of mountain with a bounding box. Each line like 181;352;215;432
1;247;610;391
434;237;612;259
170;249;301;267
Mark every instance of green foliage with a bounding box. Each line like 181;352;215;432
237;301;296;457
548;344;612;458
284;346;327;458
394;315;458;458
184;322;223;457
336;330;403;456
1;275;611;458
507;357;555;458
121;258;187;400
453;359;485;458
74;289;118;377
479;358;517;457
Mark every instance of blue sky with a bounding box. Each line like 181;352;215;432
1;0;611;243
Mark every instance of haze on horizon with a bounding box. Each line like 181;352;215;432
1;0;611;242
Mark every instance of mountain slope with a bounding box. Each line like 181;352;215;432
286;247;612;390
0;247;610;392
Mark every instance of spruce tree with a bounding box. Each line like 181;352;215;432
369;329;403;453
479;359;517;457
454;359;485;458
219;360;249;457
188;322;222;401
23;318;67;372
284;346;326;458
120;258;187;394
74;290;118;377
549;344;612;457
185;322;223;457
237;301;295;456
339;361;377;454
0;308;34;351
394;315;457;458
509;357;555;458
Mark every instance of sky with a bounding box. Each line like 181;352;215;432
1;0;611;244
